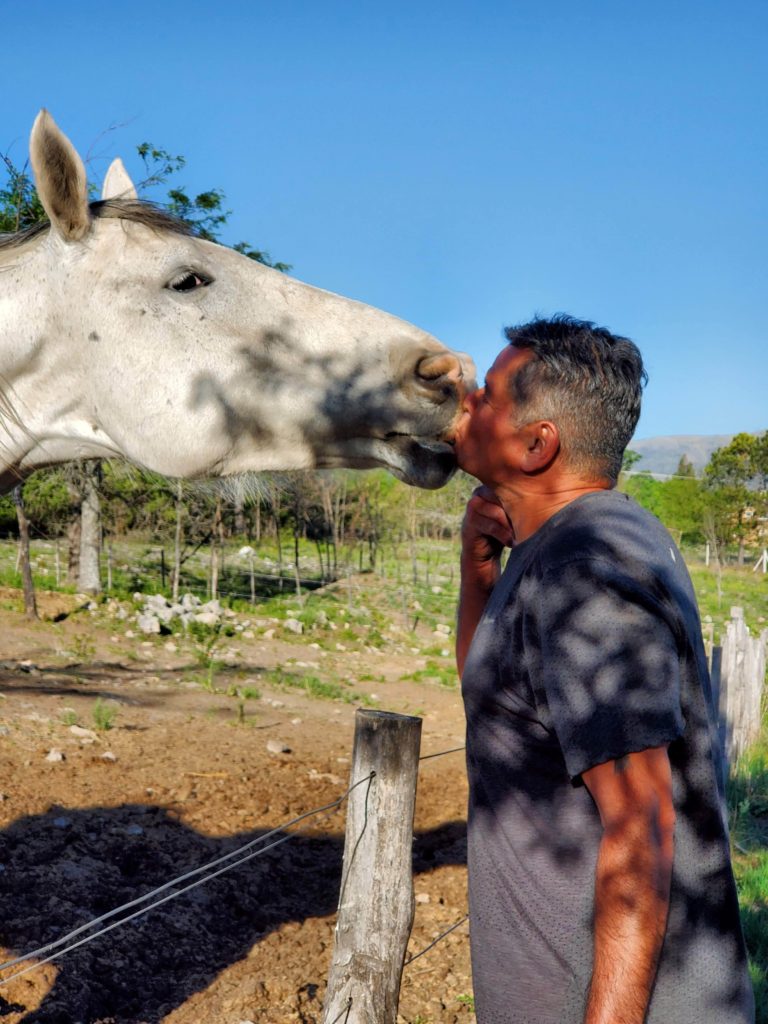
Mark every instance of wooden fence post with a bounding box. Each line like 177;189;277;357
323;709;422;1024
718;607;767;769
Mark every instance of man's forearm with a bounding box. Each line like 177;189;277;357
456;555;500;677
585;813;674;1024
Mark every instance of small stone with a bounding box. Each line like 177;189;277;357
284;618;303;635
266;738;291;755
263;628;275;640
125;824;144;836
46;749;65;763
53;816;71;828
137;614;161;634
194;611;220;626
415;892;430;904
124;629;135;639
242;630;255;639
101;751;117;762
290;717;302;725
70;725;98;741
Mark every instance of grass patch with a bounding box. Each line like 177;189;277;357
400;660;458;689
729;744;768;1021
265;668;374;705
92;698;117;731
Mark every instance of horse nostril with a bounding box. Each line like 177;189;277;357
416;352;463;385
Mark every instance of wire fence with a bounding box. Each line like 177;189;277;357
0;744;468;1000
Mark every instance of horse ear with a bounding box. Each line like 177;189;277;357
101;157;138;201
29;109;91;241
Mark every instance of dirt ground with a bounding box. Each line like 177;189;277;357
0;586;472;1024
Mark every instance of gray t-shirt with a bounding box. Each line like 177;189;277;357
461;490;753;1024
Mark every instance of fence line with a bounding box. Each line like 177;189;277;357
404;914;469;967
0;744;467;990
0;772;376;986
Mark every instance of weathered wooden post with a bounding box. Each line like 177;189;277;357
323;709;422;1024
718;607;768;769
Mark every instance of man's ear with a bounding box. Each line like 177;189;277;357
520;421;560;473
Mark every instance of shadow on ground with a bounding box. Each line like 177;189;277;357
0;802;466;1023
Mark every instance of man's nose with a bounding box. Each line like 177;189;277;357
464;388;481;413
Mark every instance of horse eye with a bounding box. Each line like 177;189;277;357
168;271;211;292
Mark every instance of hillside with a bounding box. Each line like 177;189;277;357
629;434;734;476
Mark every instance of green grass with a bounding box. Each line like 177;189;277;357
400;659;458;689
688;562;768;638
265;667;375;705
91;698;117;731
729;742;768;1021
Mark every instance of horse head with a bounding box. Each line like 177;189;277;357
0;111;475;491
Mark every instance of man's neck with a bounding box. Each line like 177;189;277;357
493;477;612;544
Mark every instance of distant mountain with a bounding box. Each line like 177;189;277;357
628;435;734;477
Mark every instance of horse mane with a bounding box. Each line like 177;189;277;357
0;198;193;254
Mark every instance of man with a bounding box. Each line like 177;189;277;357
453;315;754;1024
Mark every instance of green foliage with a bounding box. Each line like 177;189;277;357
457;993;476;1013
265;667;373;705
729;745;768;1022
0;152;46;232
703;433;768;561
401;659;458;689
621;449;642;473
92;698;117;731
688;565;768;631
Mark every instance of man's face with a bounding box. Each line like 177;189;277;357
453;345;535;485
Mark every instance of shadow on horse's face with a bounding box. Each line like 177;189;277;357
0;110;475;493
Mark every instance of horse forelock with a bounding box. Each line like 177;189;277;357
0;198;193;255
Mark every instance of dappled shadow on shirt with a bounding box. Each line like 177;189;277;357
460;491;753;1022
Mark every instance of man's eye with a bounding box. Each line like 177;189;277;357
168;271;212;292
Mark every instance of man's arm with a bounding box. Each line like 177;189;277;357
581;746;676;1024
456;487;514;677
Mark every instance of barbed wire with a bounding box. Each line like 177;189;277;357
0;771;375;987
419;745;464;762
0;744;468;993
405;914;469;967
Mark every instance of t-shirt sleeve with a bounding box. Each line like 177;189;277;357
529;557;685;780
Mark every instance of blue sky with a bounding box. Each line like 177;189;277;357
2;1;765;440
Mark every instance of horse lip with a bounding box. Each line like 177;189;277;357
315;435;457;488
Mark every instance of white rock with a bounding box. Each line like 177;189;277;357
46;749;65;763
263;628;275;640
137;614;161;634
194;611;220;627
266;738;291;755
101;751;117;762
415;892;431;904
284;618;303;634
242;630;255;639
69;725;98;741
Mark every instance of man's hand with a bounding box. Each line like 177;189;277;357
582;746;676;1024
456;487;514;676
461;485;515;570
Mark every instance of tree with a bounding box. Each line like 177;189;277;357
704;433;766;565
621;449;642;474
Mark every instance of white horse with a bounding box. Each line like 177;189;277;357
0;111;474;493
